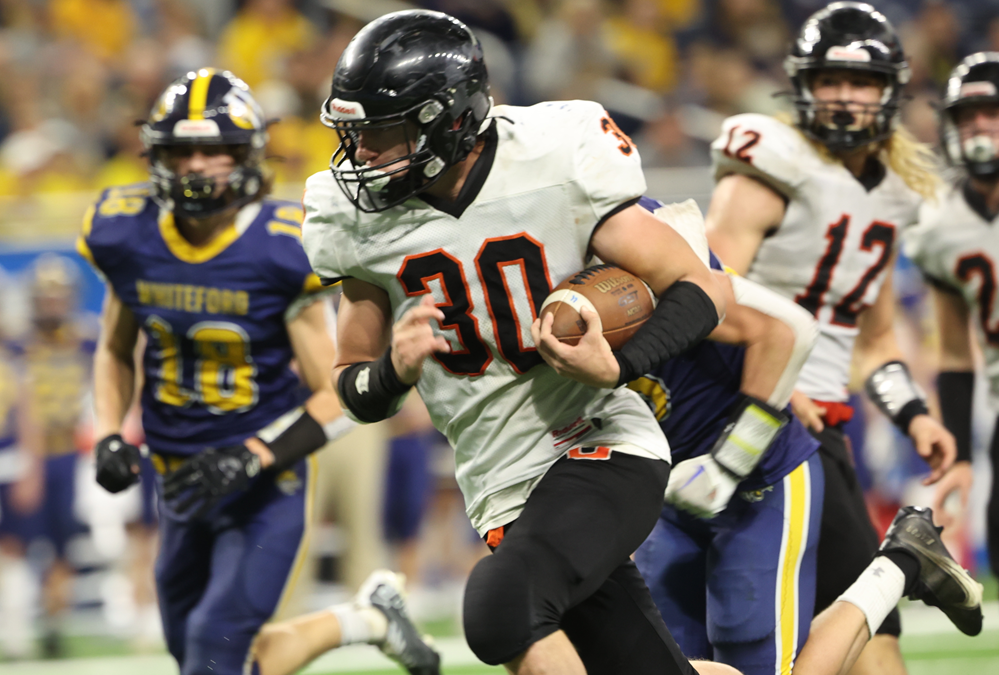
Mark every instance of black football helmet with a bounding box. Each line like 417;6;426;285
940;52;999;180
321;10;492;212
784;2;910;152
141;69;268;218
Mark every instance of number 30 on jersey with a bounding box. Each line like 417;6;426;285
397;233;552;376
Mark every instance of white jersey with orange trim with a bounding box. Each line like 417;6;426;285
905;181;999;404
711;114;923;402
302;100;670;535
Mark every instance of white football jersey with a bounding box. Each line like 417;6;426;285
905;182;999;404
711;114;923;402
303;100;669;535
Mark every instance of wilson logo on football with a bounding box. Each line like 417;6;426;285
594;276;631;293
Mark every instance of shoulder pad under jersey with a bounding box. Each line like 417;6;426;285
711;114;813;199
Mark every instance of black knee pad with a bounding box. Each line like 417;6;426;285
463;548;538;665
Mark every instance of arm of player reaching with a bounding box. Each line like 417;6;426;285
705;174;787;275
92;286;143;493
332;279;449;424
666;272;819;518
929;286;975;525
163;300;353;518
854;259;956;484
240;299;354;472
533;203;727;388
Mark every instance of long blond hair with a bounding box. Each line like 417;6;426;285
774;114;940;200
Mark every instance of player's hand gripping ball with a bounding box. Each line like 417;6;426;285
539;265;655;350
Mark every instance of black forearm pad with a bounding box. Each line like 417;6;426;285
938;370;975;463
614;280;719;386
265;410;328;471
337;349;412;424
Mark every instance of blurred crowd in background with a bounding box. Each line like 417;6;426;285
1;0;999;202
0;0;997;662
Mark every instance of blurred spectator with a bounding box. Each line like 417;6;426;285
702;0;790;73
218;0;317;88
525;0;617;102
903;0;961;89
153;0;216;78
418;0;520;44
48;0;137;63
605;0;680;93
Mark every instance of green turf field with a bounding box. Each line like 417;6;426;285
3;601;996;675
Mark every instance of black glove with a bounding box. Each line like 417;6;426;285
95;434;141;493
163;445;262;518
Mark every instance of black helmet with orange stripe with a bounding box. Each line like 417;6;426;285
141;69;268;217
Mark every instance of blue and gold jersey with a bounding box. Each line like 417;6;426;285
9;330;95;456
630;197;818;489
78;184;325;455
0;348;18;451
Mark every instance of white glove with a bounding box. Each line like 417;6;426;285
664;454;741;519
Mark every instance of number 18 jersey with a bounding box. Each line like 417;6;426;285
712;114;923;402
303;100;670;535
79;185;325;455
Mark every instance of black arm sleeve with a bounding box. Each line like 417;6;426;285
265;411;329;471
937;370;975;463
336;348;413;424
613;280;719;387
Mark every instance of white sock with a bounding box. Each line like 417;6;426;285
330;604;388;646
836;557;906;638
0;555;37;658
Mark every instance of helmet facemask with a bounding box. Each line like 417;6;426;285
786;65;905;152
322;91;489;213
942;102;999;181
146;139;266;219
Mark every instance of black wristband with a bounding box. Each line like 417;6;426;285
896;399;930;436
264;410;328;471
614;280;719;386
337;348;413;423
937;371;974;463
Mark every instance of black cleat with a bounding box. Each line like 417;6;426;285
880;506;984;636
359;570;441;675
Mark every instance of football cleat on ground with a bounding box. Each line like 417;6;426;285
880;506;984;636
359;570;442;675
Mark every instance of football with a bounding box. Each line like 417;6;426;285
539;265;655;349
